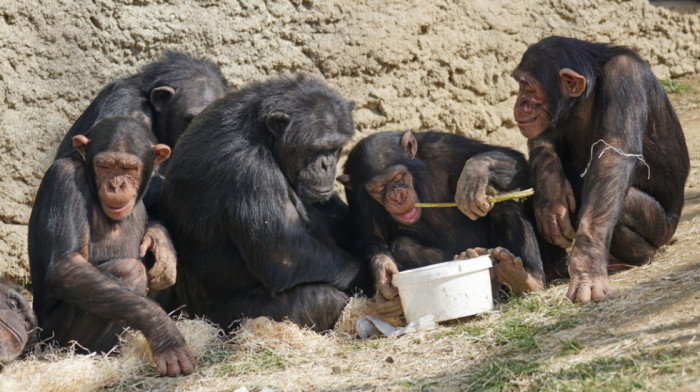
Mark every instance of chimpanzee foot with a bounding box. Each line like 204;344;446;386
491;247;544;294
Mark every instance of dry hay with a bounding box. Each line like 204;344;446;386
0;251;697;392
0;318;222;392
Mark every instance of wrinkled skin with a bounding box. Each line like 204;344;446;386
0;280;37;364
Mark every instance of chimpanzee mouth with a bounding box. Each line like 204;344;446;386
103;199;134;214
0;317;24;345
517;114;538;126
299;184;335;203
393;206;421;225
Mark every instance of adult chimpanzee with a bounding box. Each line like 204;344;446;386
53;52;229;218
338;130;545;316
54;51;229;158
512;36;689;304
160;75;370;332
0;278;37;364
29;117;195;377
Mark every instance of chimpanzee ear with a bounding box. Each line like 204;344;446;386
265;111;290;137
150;86;176;113
152;144;172;167
336;174;352;190
72;135;90;161
400;130;418;159
559;68;586;98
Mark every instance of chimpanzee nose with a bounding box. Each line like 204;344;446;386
109;176;126;190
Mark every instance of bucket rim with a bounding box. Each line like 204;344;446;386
392;254;492;287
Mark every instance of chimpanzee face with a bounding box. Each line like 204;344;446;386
73;117;171;221
512;69;552;139
365;164;421;225
267;87;355;204
92;151;145;221
0;281;36;363
295;146;344;203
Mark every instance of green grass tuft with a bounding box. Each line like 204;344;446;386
660;79;692;94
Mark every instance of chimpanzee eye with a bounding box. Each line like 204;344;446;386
8;297;18;311
373;185;385;194
392;174;403;183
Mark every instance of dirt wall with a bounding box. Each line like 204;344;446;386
0;0;698;283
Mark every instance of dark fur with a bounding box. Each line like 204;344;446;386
52;52;229;219
343;130;545;279
54;51;228;158
161;75;369;332
516;36;689;290
29;118;191;374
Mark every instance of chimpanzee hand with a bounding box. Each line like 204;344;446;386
370;254;402;317
533;173;576;248
565;245;614;304
140;223;177;290
455;157;493;220
147;321;196;377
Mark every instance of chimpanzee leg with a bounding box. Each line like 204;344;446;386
42;258;148;352
609;187;679;268
205;284;349;332
488;200;545;293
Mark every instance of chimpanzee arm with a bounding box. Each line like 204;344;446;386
228;167;366;294
566;56;648;303
30;162;193;375
527;132;577;248
455;148;531;220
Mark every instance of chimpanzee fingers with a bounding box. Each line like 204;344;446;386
564;179;576;213
165;354;181;377
565;281;579;303
466;249;481;258
148;261;175;290
378;282;399;300
177;347;196;375
154;355;168;376
139;235;154;258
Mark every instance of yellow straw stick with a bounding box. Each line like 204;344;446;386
415;188;534;208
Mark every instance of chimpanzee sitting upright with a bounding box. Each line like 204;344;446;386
339;130;545;316
29;117;195;377
512;36;689;303
52;51;229;218
0;277;37;364
161;75;369;332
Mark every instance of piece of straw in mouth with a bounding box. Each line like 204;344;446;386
415;188;534;208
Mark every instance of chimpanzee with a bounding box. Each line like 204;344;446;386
339;130;545;316
512;36;689;303
53;52;229;218
29;117;195;377
160;75;370;332
54;51;229;158
0;278;37;364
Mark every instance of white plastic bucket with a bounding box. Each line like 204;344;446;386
392;255;493;324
